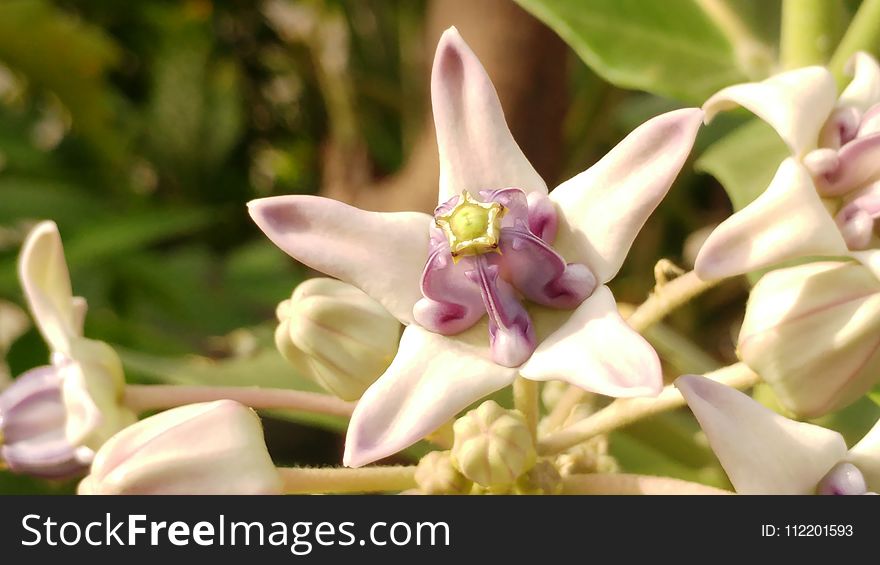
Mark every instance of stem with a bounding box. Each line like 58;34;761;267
695;0;775;78
780;0;837;69
123;385;355;418
561;473;732;495
538;363;759;456
830;0;880;81
513;377;539;440
544;271;720;430
278;466;417;494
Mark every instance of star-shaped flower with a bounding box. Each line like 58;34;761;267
250;28;703;467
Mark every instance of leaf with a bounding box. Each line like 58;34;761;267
870;388;880;407
514;0;751;103
696;118;789;210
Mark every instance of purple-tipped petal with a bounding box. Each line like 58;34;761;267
466;257;535;367
520;285;662;398
803;148;840;178
835;181;880;249
431;27;546;203
550;108;703;283
499;225;595;309
703;66;837;156
675;375;847;494
816;462;868;495
839;52;880;114
343;325;518;467
859;103;880;137
526;191;558;242
816;133;880;196
414;243;484;335
818;107;861;149
848;418;880;492
248;195;431;325
695;159;848;280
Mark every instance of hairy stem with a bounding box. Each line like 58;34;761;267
278;465;417;494
513;377;539;440
543;271;720;431
830;0;880;81
780;0;837;69
561;473;732;495
123;385;355;418
538;363;759;456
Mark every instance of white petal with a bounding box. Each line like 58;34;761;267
839;52;880;113
520;285;662;398
703;66;837;156
343;324;517;467
249;195;431;325
18;221;78;354
850;248;880;280
848;419;880;492
549;108;703;283
431;27;546;203
676;375;847;494
695;159;848;280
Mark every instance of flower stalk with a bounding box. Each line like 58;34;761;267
278;465;417;494
561;473;732;495
830;0;880;81
513;377;539;440
780;0;837;69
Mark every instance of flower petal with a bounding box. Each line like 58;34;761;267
520;285;662;398
816;133;880;196
675;375;848;494
703;66;837;156
694;159;848;280
847;418;880;492
431;27;546;203
17;221;77;354
248;195;431;325
343;324;517;467
549;108;703;283
839;52;880;114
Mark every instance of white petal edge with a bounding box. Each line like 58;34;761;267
839;52;880;114
549;108;703;283
248;195;431;325
676;375;847;494
18;221;77;354
694;158;848;280
431;27;546;204
520;285;662;398
343;324;517;467
703;66;837;157
847;418;880;492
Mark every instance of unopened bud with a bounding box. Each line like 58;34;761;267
451;401;536;488
78;400;283;495
739;261;880;417
414;450;471;494
275;278;400;400
514;460;562;495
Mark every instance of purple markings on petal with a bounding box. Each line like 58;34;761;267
835;181;880;249
819;107;861;149
0;366;89;479
526;191;558;243
817;462;868;495
466;257;535;367
817;133;880;196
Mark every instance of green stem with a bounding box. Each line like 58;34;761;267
780;0;837;69
695;0;775;78
513;377;539;441
278;466;417;494
561;473;732;495
543;271;720;431
830;0;880;81
538;363;759;456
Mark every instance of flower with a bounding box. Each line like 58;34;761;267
17;221;135;455
738;261;880;417
696;52;880;280
275;277;401;400
249;28;703;467
676;375;879;494
78;400;283;495
0;365;92;478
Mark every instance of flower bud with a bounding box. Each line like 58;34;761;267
514;459;563;495
738;261;880;417
78;400;283;495
451;400;536;489
0;365;91;478
275;278;401;400
414;450;471;494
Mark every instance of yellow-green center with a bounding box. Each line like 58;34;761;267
435;191;505;261
449;203;491;241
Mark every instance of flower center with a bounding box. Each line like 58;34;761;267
435;191;505;261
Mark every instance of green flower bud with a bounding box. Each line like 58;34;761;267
451;400;536;489
414;451;472;494
275;278;401;401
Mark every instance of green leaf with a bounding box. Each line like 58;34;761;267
514;0;751;103
870;388;880;406
696;118;789;210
